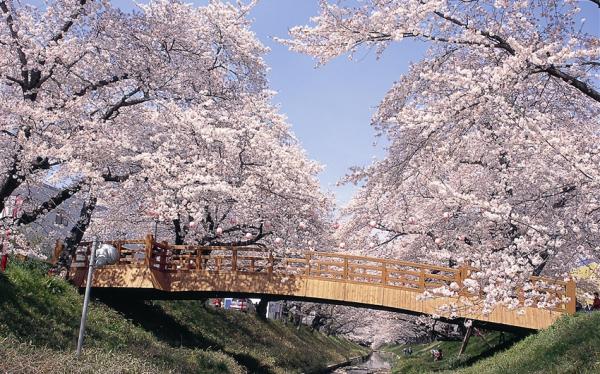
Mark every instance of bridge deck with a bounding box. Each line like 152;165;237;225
67;235;575;330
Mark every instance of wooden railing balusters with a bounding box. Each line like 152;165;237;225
566;279;576;314
144;234;153;267
456;265;464;295
305;252;312;276
517;286;525;306
343;257;349;280
196;249;201;271
232;247;237;273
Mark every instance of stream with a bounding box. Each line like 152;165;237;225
333;351;395;374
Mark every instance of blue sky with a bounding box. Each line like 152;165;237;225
248;1;427;206
74;1;600;206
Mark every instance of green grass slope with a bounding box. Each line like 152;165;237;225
386;312;600;374
454;313;600;374
384;331;519;373
0;258;367;374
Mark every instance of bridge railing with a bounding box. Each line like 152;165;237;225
71;239;147;267
70;235;575;314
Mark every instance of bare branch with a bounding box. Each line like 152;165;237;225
431;10;600;102
102;88;150;121
74;74;129;97
543;65;600;103
50;0;90;44
101;171;130;183
0;0;27;71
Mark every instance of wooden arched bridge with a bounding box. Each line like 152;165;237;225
67;235;576;331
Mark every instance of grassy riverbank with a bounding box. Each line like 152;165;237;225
383;331;519;373
385;312;600;373
454;312;600;374
0;257;367;373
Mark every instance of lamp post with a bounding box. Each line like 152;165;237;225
76;237;119;357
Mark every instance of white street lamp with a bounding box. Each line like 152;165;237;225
75;237;119;357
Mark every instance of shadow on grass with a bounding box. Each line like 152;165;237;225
0;265;80;349
456;333;526;368
102;297;275;374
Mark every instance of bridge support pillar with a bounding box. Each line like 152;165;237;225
458;324;473;357
256;298;270;319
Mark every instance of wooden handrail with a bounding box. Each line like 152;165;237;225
530;275;569;286
70;236;576;313
79;239;146;246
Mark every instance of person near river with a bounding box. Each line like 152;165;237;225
431;348;443;361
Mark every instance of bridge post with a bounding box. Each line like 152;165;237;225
382;262;388;285
305;252;311;276
144;234;154;267
343;257;349;279
419;267;426;290
232;247;237;272
456;264;470;295
517;286;525;307
160;243;167;271
195;248;201;272
115;241;123;265
566;278;576;314
268;252;274;278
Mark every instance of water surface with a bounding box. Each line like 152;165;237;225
333;351;394;374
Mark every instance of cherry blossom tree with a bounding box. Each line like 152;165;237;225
1;0;333;259
303;304;443;347
1;0;265;211
76;95;333;253
283;0;600;311
121;95;332;250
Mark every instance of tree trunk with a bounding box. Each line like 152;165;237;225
173;218;184;245
430;320;437;341
0;157;23;213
